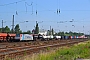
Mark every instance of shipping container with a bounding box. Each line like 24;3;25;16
61;36;65;40
65;36;69;39
76;36;78;39
71;36;74;39
54;36;61;40
74;36;76;39
69;36;72;39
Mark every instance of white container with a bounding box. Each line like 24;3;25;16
55;36;61;39
20;34;33;41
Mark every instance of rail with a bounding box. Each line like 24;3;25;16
0;39;88;60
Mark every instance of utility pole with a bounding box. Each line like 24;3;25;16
2;20;3;32
12;15;14;33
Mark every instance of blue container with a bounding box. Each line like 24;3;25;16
61;36;64;40
76;36;78;39
65;36;69;39
72;36;74;39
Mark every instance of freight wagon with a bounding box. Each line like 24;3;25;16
0;33;16;42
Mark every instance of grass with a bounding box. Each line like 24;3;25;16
29;40;90;60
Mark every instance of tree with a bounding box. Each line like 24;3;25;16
52;28;54;35
0;28;2;32
58;32;64;36
10;28;14;33
47;30;50;35
19;30;22;34
22;30;31;34
4;26;10;33
69;31;73;36
27;30;31;34
15;24;20;34
54;33;58;36
35;22;39;34
47;30;51;35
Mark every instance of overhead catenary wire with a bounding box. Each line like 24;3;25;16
0;0;89;14
0;1;89;32
57;0;58;14
31;2;33;15
16;2;18;15
1;0;87;15
0;0;26;6
0;20;88;23
25;2;33;14
25;2;33;6
0;9;90;13
59;0;61;14
25;2;27;13
32;5;33;15
57;0;60;14
36;0;37;15
0;0;89;23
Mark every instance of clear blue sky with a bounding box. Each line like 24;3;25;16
0;0;90;34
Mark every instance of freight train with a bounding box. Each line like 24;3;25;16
13;34;87;42
0;33;88;42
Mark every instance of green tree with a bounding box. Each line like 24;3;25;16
0;28;2;32
22;30;31;34
49;30;51;35
64;31;84;36
10;28;14;33
54;33;58;36
15;24;20;34
47;30;52;35
27;30;31;34
19;30;22;34
52;28;54;35
4;26;10;33
1;27;5;33
69;31;73;36
58;32;64;36
35;22;39;34
47;30;50;35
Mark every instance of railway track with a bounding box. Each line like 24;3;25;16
0;39;88;60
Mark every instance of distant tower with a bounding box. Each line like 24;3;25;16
12;15;14;33
2;20;3;32
50;26;52;35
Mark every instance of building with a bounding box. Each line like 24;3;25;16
38;29;47;36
